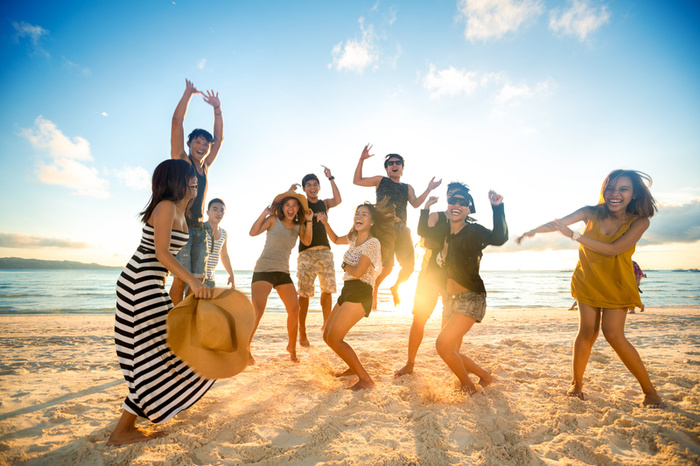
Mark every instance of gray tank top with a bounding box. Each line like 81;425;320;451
254;218;300;273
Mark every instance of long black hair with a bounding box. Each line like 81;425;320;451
140;159;197;224
348;198;397;250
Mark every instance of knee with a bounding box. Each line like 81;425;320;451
435;337;451;359
577;328;599;343
602;327;626;346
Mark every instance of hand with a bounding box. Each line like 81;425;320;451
488;190;503;206
425;196;438;209
316;211;328;224
515;231;534;245
428;177;442;191
191;282;212;299
185;79;201;95
289;183;301;191
263;206;273;216
228;275;236;289
360;144;374;160
322;165;332;179
203;90;221;109
304;209;313;221
553;219;573;238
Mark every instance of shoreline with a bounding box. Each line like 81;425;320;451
1;308;699;464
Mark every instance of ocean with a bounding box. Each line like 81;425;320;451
0;269;698;316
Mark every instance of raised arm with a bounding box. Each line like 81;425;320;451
316;212;348;245
554;216;650;257
171;79;200;160
202;90;223;167
249;207;276;237
299;209;314;246
408;177;442;208
417;196;440;237
516;206;593;245
353;144;383;187
322;165;342;208
219;236;235;288
486;191;508;246
152;201;211;298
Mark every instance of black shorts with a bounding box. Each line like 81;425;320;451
337;280;373;317
252;271;294;287
382;222;415;269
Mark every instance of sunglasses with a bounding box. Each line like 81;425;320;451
447;197;470;207
386;160;403;167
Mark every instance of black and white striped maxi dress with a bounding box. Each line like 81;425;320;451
115;224;214;423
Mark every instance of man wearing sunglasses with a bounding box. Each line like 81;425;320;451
353;144;441;310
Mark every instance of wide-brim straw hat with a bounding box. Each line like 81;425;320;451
272;190;309;222
167;288;255;380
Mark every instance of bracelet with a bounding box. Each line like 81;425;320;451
215;112;222;115
328;176;335;181
571;231;581;241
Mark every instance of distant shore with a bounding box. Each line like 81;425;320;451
0;257;120;270
1;307;698;464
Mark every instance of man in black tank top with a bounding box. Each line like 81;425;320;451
353;144;441;310
293;168;342;346
169;79;225;305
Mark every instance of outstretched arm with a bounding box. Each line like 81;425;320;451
316;212;348;245
202;90;223;167
171;79;200;160
322;165;342;208
554;216;650;257
353;144;383;187
409;177;442;208
219;237;235;288
516;206;593;245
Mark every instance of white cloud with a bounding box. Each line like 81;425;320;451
20;116;109;198
330;17;379;73
549;0;610;41
387;7;397;25
198;58;207;69
100;112;109;117
114;165;151;191
12;21;50;56
422;64;502;98
495;78;554;106
458;0;543;42
62;57;91;77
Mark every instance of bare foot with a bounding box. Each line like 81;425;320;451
643;393;665;409
372;292;378;311
287;346;299;363
390;285;401;306
335;368;355;377
299;336;310;348
248;354;257;366
628;309;636;314
394;364;414;377
478;373;494;388
459;382;478;396
566;384;584;400
106;428;165;446
350;379;375;391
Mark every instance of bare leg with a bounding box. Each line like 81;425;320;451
106;410;165;446
395;281;439;376
372;266;392;310
249;280;274;365
390;261;414;306
277;283;301;363
601;308;664;407
435;313;489;395
170;277;187;306
323;302;374;390
568;303;601;399
298;296;311;347
320;292;332;331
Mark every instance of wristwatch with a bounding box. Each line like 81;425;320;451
571;231;581;241
341;261;347;270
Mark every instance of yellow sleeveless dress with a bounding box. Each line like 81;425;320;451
571;215;642;310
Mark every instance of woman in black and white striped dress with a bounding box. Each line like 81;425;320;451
108;159;213;446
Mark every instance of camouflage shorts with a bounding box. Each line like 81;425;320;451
296;247;337;298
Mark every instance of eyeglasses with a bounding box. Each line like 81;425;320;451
386;161;403;167
447;197;470;207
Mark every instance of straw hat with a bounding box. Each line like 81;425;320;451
167;288;255;380
273;190;309;212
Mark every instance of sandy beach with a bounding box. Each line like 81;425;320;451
1;307;699;465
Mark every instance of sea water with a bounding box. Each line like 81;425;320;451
0;269;698;315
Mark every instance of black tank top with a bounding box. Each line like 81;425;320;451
187;160;207;225
299;199;331;252
376;177;408;223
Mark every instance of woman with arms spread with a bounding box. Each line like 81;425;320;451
109;159;213;446
517;169;664;408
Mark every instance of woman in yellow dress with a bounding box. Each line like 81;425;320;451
516;170;664;408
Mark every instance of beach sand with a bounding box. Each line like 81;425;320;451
1;307;699;465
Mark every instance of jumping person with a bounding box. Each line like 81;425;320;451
353;144;441;309
516;169;664;408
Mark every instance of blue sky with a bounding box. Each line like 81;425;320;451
1;0;699;270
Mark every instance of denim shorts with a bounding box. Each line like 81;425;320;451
175;226;208;279
443;289;486;323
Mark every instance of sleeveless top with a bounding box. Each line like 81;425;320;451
299;199;331;252
204;224;227;281
376;177;409;223
188;159;207;225
571;215;642;310
254;218;300;274
342;237;382;287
